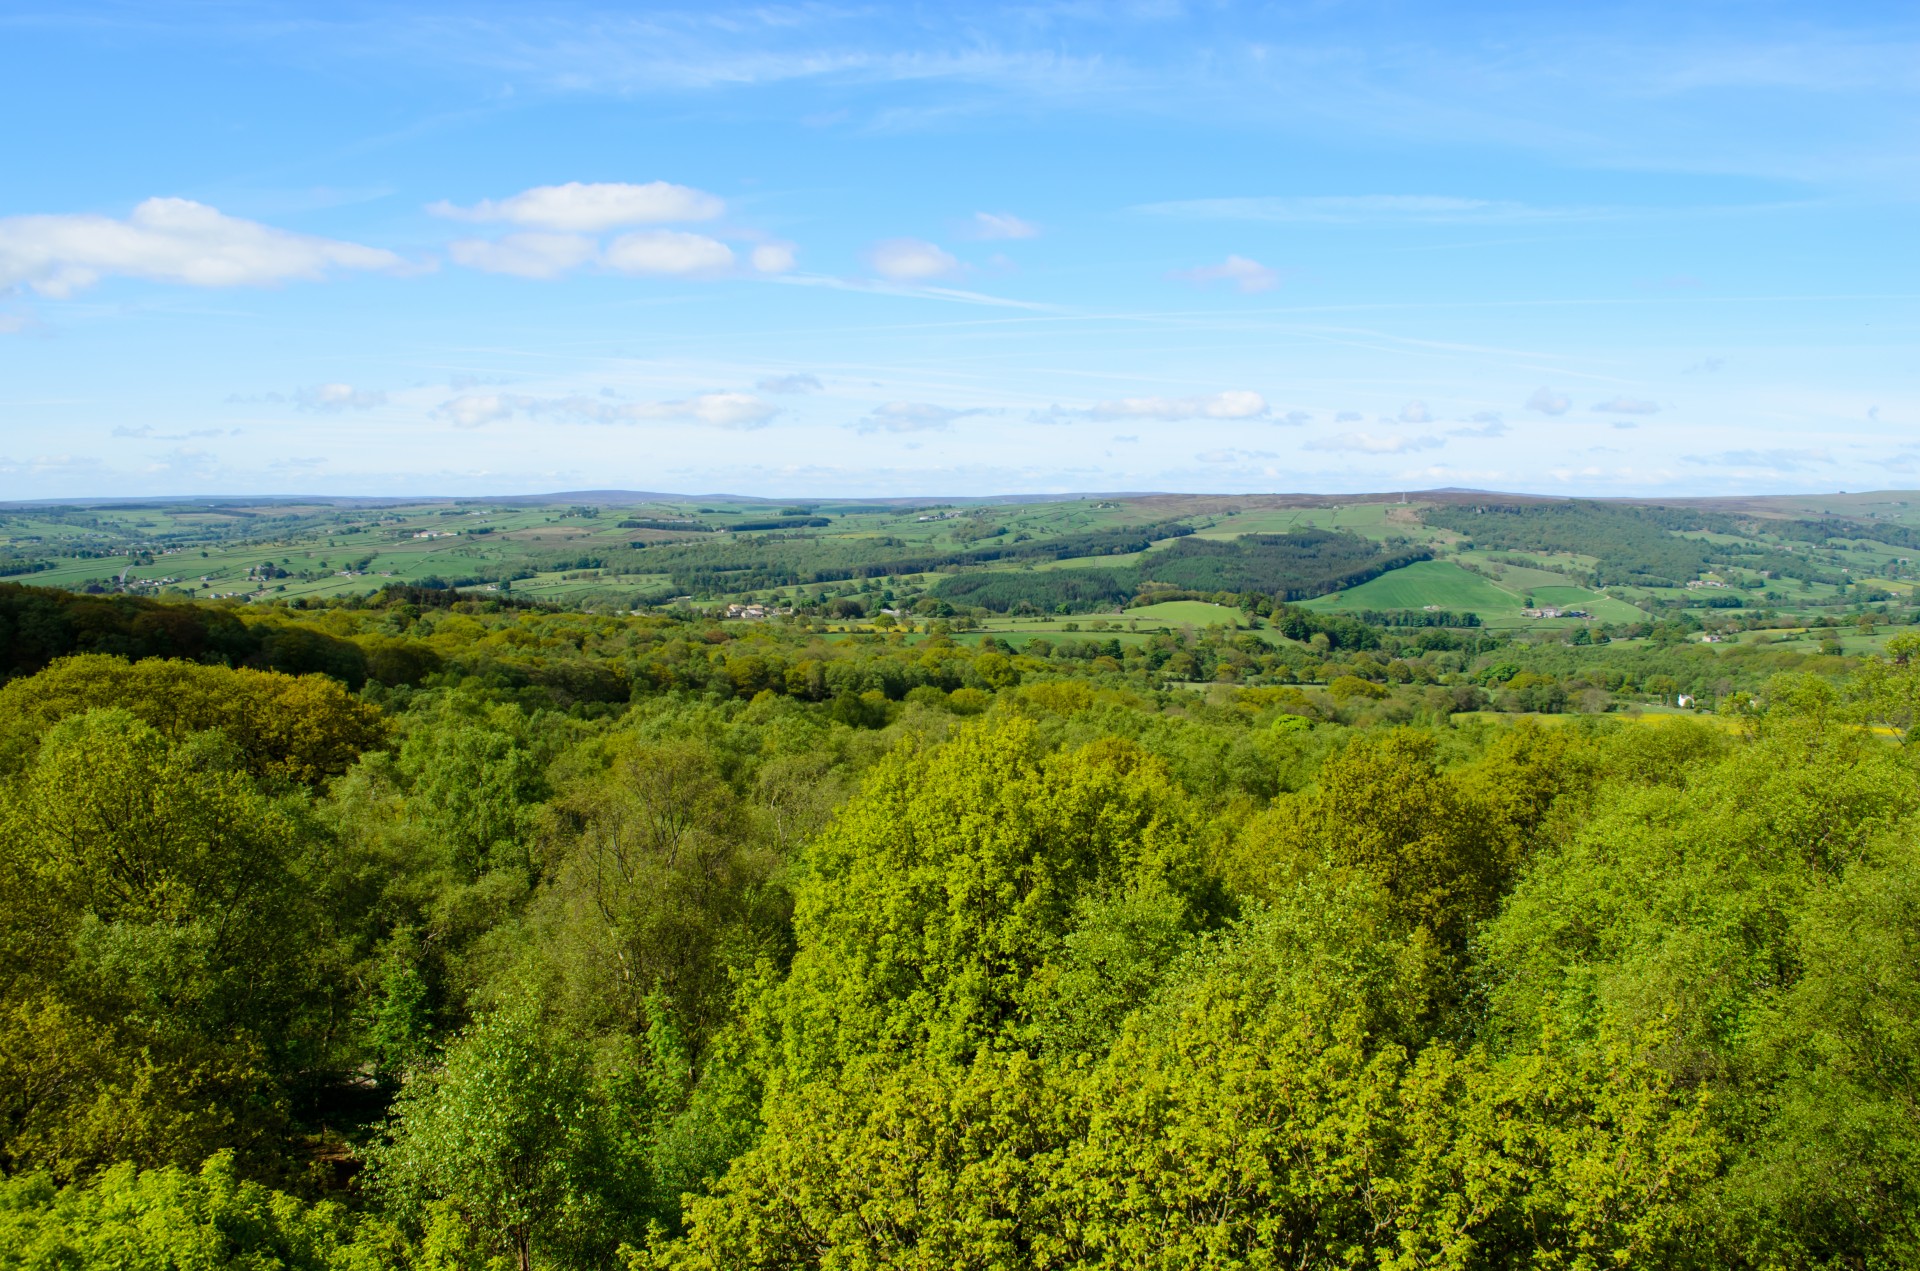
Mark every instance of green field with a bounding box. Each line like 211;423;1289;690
4;491;1914;631
1455;553;1591;591
1123;600;1251;627
1525;586;1650;624
1303;560;1520;614
947;628;1159;650
1301;561;1653;628
943;600;1252;646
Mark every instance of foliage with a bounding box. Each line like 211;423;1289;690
635;520;1194;594
1421;500;1830;587
0;654;387;782
662;890;1720;1271
0;710;340;1179
932;531;1431;613
0;583;257;679
1356;606;1483;627
934;567;1135;613
1;581;1918;1269
723;517;830;532
0;1152;401;1270
1140;528;1430;599
772;720;1220;1076
1849;630;1920;743
370;1004;620;1271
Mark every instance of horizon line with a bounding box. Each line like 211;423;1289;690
2;486;1914;510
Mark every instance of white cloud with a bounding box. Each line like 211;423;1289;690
636;392;778;429
869;238;961;281
1304;432;1446;454
750;242;796;273
1398;399;1431;423
856;401;977;433
603;230;735;276
0;198;403;298
434;389;778;430
295;383;387;412
1084;390;1269;421
1593;395;1660;414
428;181;723;231
1167;254;1278;293
436;393;521;428
1196;448;1279;463
446;227;771;280
1335;410;1363;423
1451;414;1509;438
449;232;597;279
428;183;783;280
967;212;1039;240
756;372;821;394
1526;386;1572;415
1281;410;1312;426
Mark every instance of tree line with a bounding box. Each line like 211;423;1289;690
1422;501;1841;588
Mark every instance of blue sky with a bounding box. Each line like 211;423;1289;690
1;1;1916;499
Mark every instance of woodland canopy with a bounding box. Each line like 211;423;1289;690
1;584;1917;1270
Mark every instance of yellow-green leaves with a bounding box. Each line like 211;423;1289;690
0;1151;404;1271
371;1003;610;1271
0;653;386;784
1849;631;1920;744
0;710;316;1179
775;718;1212;1075
666;892;1720;1271
1237;729;1504;958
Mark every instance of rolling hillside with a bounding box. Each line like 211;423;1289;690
1;489;1910;628
1302;560;1518;613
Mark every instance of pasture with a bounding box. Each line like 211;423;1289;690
1124;600;1253;627
1303;559;1519;614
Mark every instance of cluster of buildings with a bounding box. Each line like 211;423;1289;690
1521;605;1589;619
724;602;792;620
